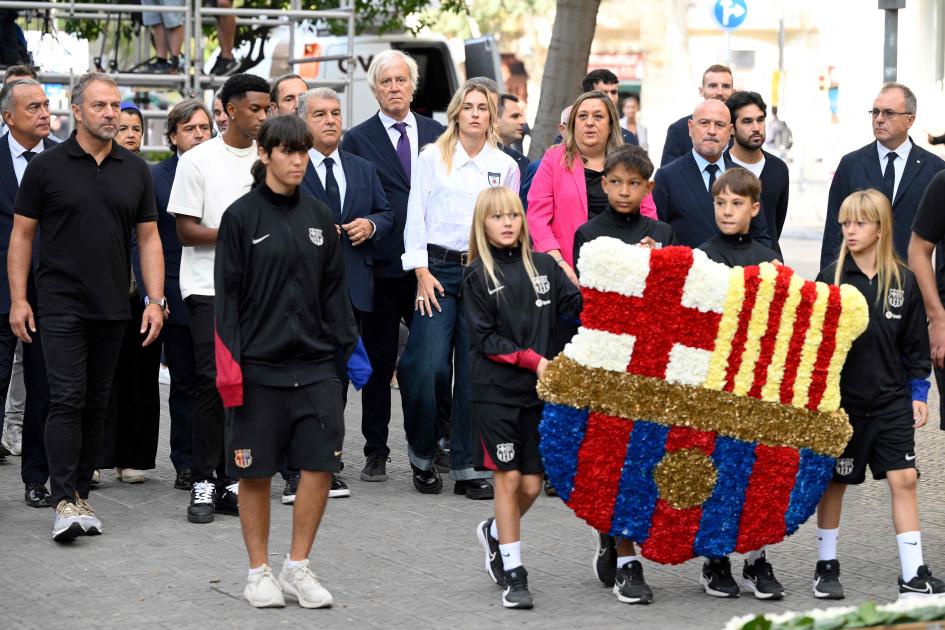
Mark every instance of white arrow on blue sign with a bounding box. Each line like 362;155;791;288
713;0;748;31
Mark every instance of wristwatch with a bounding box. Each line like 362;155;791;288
144;296;168;312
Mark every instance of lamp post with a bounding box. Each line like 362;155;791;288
879;0;907;82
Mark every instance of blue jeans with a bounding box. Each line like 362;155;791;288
399;261;487;481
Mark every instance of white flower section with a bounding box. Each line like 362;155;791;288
664;344;713;386
576;236;650;297
564;327;635;372
680;249;731;313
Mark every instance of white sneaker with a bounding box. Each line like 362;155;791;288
75;495;102;535
278;557;333;608
52;500;86;541
117;468;145;483
1;423;22;455
158;364;171;385
244;566;286;608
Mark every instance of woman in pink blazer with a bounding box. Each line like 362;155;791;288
527;91;656;284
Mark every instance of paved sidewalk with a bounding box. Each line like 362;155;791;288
2;240;945;629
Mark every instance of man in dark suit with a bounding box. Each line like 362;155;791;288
653;98;770;248
0;78;53;506
724;91;790;256
143;100;212;490
660;64;735;167
820;82;945;270
341;49;445;487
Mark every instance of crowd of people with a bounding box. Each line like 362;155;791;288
1;53;945;612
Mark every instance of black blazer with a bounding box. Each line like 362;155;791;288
724;148;790;256
501;144;530;182
819;139;945;270
0;133;56;313
300;149;395;313
341;111;444;277
652;151;770;249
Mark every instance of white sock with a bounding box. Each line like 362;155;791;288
817;528;839;561
617;555;640;569
499;541;522;571
897;531;923;582
248;565;267;578
284;557;307;570
490;519;499;541
746;546;765;563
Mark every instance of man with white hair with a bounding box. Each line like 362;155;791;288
341;50;445;488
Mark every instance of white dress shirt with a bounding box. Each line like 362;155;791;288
8;133;45;185
692;149;727;191
877;138;912;201
402;142;520;270
308;147;347;209
377;110;420;164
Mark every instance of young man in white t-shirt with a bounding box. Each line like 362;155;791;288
168;74;271;525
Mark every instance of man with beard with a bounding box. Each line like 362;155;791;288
724;91;789;256
660;65;735;167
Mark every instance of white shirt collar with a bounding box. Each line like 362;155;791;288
8;132;42;158
877;137;912;161
453;142;495;171
378;109;417;131
691;148;724;173
309;146;342;169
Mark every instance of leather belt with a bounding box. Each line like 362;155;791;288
427;244;469;266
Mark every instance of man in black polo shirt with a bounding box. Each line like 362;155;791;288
9;72;166;542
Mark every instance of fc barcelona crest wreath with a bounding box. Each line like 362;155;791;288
537;238;869;565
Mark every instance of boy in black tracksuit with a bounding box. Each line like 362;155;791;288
696;168;783;600
573;145;675;267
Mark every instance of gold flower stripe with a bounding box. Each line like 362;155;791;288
704;267;744;391
732;263;779;396
791;283;830;409
759;274;805;403
538;356;853;457
818;284;871;412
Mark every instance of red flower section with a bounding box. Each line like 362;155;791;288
665;425;715;456
579;246;721;380
641;499;703;564
567;412;633;533
807;285;842;411
735;444;799;553
748;265;794;398
724;266;761;392
779;281;817;405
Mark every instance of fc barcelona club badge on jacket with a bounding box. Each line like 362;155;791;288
234;449;253;468
887;288;904;308
309;227;323;246
488;171;501;187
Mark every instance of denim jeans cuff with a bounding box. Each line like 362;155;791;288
408;448;433;471
449;467;492;481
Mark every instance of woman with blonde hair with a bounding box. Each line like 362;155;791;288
812;188;943;599
399;80;520;498
464;186;581;608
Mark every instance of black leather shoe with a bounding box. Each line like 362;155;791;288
25;482;52;508
433;447;450;473
411;465;443;494
174;468;192;490
0;442;10;461
454;478;494;500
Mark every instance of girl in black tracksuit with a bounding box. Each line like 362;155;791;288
812;188;942;600
464;186;581;610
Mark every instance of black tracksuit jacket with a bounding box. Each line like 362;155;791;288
698;232;782;266
463;246;582;407
572;206;677;267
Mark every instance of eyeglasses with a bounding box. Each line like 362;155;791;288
868;109;913;119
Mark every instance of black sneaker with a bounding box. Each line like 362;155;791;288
209;56;239;76
174;468;192;490
282;472;300;505
454;478;494;500
899;565;945;596
476;518;506;587
742;552;784;600
614;560;653;604
543;479;557;497
593;531;617;587
0;442;10;460
701;557;740;598
360;454;389;482
146;57;174;74
215;481;239;516
329;474;350;498
502;566;533;609
433;447;450;473
187;480;216;524
813;560;845;599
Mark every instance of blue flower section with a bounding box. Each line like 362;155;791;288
539;404;589;503
610;420;668;542
693;436;756;558
784;449;835;535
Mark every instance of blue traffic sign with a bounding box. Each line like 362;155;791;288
713;0;748;31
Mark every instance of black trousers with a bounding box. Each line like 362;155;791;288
185;295;228;484
41;315;125;504
97;298;162;470
359;273;416;458
164;322;195;474
0;312;49;485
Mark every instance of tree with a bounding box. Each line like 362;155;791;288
527;0;601;160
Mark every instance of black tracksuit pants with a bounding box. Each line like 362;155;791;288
186;295;229;485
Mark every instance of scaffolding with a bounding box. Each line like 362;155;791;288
1;0;357;151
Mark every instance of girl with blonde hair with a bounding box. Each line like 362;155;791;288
464;186;581;609
812;188;943;599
